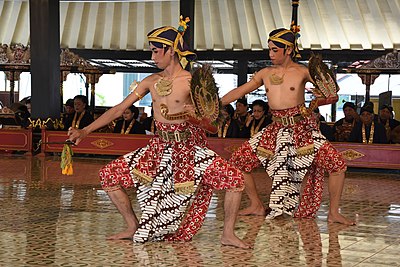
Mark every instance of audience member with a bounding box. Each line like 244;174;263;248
10;102;31;128
213;104;240;138
378;104;400;143
390;125;400;144
233;97;251;138
313;108;334;141
349;105;387;144
333;102;358;142
113;105;145;134
64;99;75;116
64;95;94;130
245;99;272;137
142;106;157;134
20;96;31;114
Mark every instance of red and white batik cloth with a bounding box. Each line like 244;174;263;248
230;104;346;218
99;120;244;243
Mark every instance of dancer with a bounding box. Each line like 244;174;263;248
68;25;250;248
221;28;355;225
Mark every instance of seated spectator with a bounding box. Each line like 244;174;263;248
0;103;29;128
349;105;387;144
212;104;240;138
244;99;272;137
313;108;334;141
233;97;251;138
390;125;400;144
10;102;31;128
333;102;358;142
113;105;145;134
63;99;75;118
378;104;400;143
64;95;94;130
20;96;31;114
142;106;157;134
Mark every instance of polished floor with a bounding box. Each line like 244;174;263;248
0;154;399;267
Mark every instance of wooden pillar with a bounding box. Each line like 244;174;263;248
237;59;248;86
29;0;60;118
180;0;195;50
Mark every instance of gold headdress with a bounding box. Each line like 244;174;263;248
147;18;196;69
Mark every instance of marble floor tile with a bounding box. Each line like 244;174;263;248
0;155;399;266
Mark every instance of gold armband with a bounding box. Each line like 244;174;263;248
129;80;144;100
134;90;144;100
250;71;262;87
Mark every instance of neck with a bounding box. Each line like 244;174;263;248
277;58;294;69
163;62;182;77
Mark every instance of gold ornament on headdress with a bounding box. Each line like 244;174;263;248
147;17;195;70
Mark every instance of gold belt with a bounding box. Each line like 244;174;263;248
272;114;304;126
157;129;191;142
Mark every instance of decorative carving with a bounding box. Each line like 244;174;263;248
91;139;114;149
340;149;365;161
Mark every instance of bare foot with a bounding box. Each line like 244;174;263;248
238;205;266;216
106;228;136;240
221;234;252;249
328;212;356;225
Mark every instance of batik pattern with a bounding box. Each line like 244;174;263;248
99;121;244;243
230;104;346;218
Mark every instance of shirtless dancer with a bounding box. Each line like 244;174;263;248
221;28;355;225
68;26;250;248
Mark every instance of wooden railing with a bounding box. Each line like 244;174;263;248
0;128;33;155
1;129;399;170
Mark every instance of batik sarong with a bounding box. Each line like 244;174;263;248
99;121;244;242
230;104;346;218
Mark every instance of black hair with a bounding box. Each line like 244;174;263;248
73;95;89;108
251;99;268;112
128;105;140;120
223;104;235;117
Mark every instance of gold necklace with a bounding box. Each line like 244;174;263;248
218;120;230;138
362;122;374;144
269;73;285;85
155;68;182;96
250;116;265;137
71;110;85;129
121;119;135;134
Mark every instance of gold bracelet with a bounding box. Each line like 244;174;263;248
134;90;144;100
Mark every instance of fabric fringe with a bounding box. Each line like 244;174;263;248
174;181;195;195
296;144;314;157
256;146;273;159
60;144;73;175
132;168;153;186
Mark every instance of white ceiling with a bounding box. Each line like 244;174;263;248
0;0;400;52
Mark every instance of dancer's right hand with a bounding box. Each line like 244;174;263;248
67;127;88;145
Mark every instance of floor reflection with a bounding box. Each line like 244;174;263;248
0;155;399;266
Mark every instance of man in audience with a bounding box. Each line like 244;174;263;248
233;97;251;138
333;102;358;142
378;104;400;143
349;105;387;144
